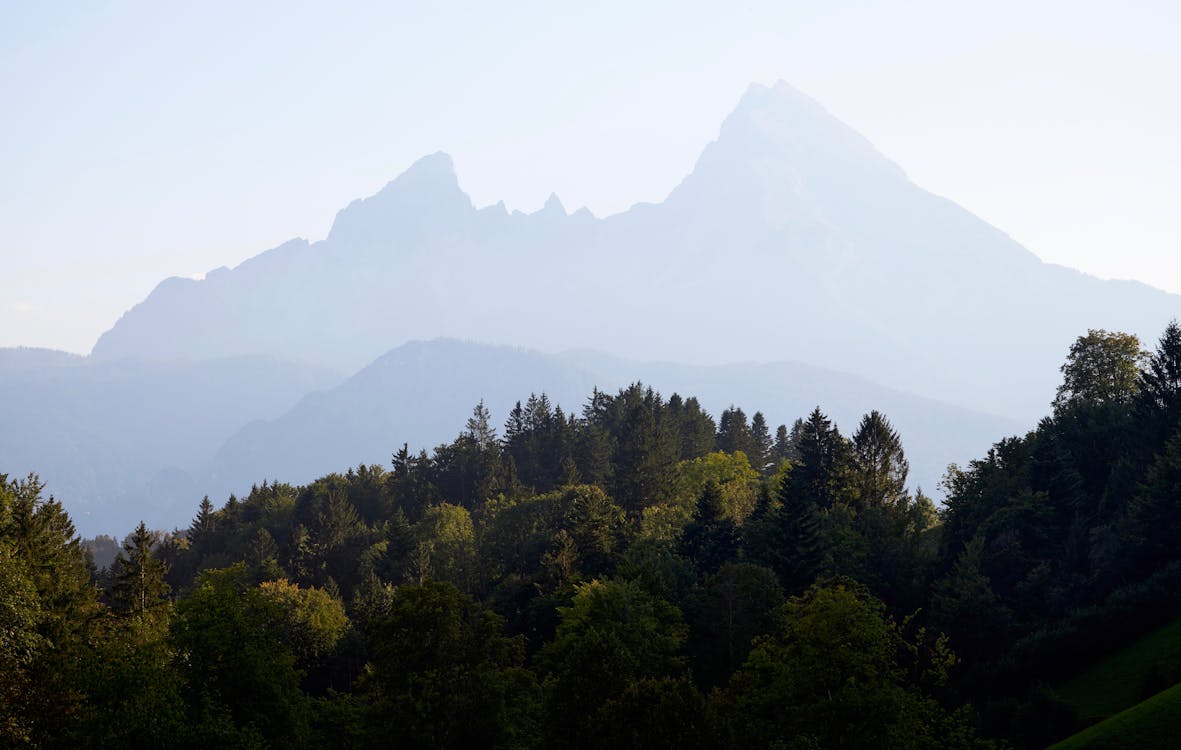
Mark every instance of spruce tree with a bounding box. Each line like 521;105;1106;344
851;411;909;511
750;412;772;475
679;481;739;575
112;522;171;638
464;399;497;450
791;407;853;510
717;407;755;458
1138;320;1181;441
188;495;217;552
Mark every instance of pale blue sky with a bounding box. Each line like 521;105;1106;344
2;1;1179;353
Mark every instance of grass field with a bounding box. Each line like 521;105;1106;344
1055;617;1181;721
1047;680;1181;750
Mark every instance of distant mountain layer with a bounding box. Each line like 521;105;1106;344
90;81;1178;421
2;340;1018;537
0;348;343;536
204;339;1018;517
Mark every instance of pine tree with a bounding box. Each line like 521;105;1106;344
669;395;718;460
717;407;755;458
112;522;171;638
1138;320;1181;440
465;399;497;449
188;495;217;552
679;481;739;574
851;411;909;511
575;420;614;488
772;424;792;465
750;412;772;475
246;527;284;582
773;471;826;593
791;407;853;509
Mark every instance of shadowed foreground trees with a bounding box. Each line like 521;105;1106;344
723;580;992;750
16;324;1181;748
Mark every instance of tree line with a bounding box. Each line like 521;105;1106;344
5;322;1181;748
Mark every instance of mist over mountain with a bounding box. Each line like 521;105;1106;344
90;81;1178;421
0;348;342;535
3;338;1015;537
201;340;1019;509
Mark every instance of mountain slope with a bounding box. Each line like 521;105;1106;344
200;339;1020;507
89;81;1179;421
0;348;343;536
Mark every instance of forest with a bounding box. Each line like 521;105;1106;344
4;323;1181;749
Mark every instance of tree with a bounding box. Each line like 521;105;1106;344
171;564;308;746
362;581;539;749
852;410;910;510
674;451;761;525
0;473;98;743
537;578;688;748
0;540;42;745
717;406;755;458
930;536;1013;660
678;481;739;575
1137;320;1181;437
245;527;284;583
749;411;773;475
257;578;348;663
1055;329;1144;410
791;407;853;509
1126;425;1181;569
412;503;476;590
188;495;217;552
111;521;172;640
725;580;984;750
465;399;497;450
772;423;793;465
686;562;783;687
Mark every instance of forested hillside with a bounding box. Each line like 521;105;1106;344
6;323;1181;748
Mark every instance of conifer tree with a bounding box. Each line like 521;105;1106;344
851;411;909;511
464;399;497;449
112;522;171;642
791;407;853;509
717;406;755;458
678;481;739;575
772;424;793;465
1138;320;1181;439
750;412;773;475
246;527;284;582
188;495;217;552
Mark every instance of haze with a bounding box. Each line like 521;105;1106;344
2;0;1179;354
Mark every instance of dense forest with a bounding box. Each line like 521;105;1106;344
5;323;1181;748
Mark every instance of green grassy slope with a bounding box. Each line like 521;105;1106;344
1047;680;1181;750
1055;617;1181;721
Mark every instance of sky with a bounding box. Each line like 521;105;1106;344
2;0;1179;354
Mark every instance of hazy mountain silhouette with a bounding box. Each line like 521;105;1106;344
200;339;1019;514
0;348;342;536
90;81;1178;421
5;338;1018;536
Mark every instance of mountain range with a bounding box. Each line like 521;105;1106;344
5;80;1175;536
1;340;1017;536
91;81;1178;421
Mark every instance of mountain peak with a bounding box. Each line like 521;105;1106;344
733;79;825;114
663;80;907;226
327;151;473;244
541;193;566;215
397;151;457;183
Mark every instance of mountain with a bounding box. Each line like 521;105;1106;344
0;348;343;536
200;339;1019;510
89;81;1179;421
3;338;1016;537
